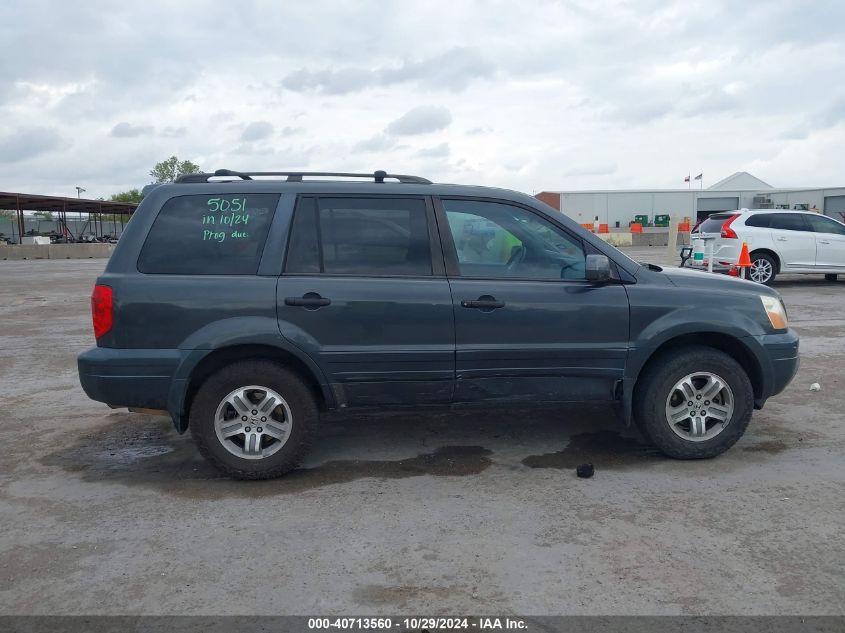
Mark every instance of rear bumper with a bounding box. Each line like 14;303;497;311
78;346;182;411
751;329;800;408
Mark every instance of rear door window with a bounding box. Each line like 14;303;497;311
285;197;432;276
138;194;278;274
769;214;811;232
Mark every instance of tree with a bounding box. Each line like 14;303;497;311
34;211;54;221
150;156;201;183
110;189;144;203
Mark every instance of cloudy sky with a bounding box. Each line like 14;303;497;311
2;0;844;199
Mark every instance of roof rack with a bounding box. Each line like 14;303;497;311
175;169;432;184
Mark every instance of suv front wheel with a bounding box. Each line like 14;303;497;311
634;346;753;459
190;360;318;479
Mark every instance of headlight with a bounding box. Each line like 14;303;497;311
760;295;788;330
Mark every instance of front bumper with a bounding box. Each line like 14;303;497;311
752;329;800;407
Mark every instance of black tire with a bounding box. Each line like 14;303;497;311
825;274;838;282
633;346;754;459
749;252;777;285
189;360;318;479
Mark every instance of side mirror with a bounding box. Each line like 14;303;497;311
585;254;611;282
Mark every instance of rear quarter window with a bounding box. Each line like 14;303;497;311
137;194;279;274
697;213;733;233
745;214;772;228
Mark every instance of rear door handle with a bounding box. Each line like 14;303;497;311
461;295;505;311
285;294;331;308
777;237;788;241
818;240;831;244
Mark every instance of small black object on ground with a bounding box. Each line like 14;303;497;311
576;463;594;478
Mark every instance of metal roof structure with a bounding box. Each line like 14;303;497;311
0;191;138;242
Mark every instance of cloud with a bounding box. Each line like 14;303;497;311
386;106;452;136
240;121;274;142
466;126;493;136
280;47;494;95
354;134;395;153
414;143;450;158
281;126;304;137
282;68;374;95
110;122;154;138
561;163;617;177
0;126;64;163
160;126;186;138
2;1;845;194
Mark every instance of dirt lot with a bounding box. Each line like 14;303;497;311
1;254;843;615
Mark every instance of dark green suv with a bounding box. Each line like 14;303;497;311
78;170;799;479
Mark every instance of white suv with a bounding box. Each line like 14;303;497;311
690;209;845;285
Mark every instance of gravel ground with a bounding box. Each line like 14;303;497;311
0;253;843;615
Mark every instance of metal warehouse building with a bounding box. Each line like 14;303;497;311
536;172;845;227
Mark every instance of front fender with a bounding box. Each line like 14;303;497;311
621;299;771;426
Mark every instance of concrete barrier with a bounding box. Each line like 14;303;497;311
596;232;633;247
631;232;690;247
0;243;113;260
48;243;113;259
0;245;49;260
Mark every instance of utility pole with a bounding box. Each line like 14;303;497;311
75;186;86;199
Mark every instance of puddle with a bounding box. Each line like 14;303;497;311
521;430;662;471
42;415;492;498
742;439;791;454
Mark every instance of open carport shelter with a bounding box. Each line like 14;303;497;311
0;191;138;243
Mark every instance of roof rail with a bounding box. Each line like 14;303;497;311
174;169;432;184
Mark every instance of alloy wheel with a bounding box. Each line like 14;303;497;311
749;258;773;284
214;385;292;460
664;372;734;442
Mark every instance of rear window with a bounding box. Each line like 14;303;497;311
138;194;278;275
697;213;734;234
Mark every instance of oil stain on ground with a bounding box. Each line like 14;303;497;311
521;430;662;471
42;414;492;499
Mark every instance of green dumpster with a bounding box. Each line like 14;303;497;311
654;214;670;227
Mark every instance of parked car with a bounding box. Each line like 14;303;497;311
691;209;845;284
78;170;799;479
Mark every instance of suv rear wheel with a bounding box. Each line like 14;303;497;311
749;252;777;285
634;346;753;459
189;360;318;479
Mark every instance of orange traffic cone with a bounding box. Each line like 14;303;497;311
736;242;751;278
737;242;751;267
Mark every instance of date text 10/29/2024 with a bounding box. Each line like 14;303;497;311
202;197;250;243
307;618;528;630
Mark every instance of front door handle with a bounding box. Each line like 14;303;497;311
818;240;831;244
777;237;788;241
285;293;331;309
461;295;505;311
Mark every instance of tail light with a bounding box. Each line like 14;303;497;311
91;284;113;339
720;214;740;238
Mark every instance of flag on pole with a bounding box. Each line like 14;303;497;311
694;173;702;180
684;175;690;182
